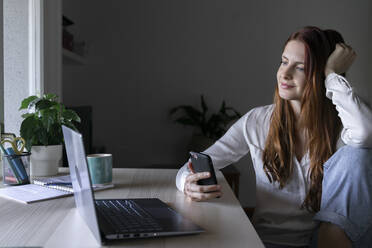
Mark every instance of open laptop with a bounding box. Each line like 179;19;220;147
62;125;204;244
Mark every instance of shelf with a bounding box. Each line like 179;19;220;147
63;48;86;65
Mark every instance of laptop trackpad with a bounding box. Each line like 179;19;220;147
148;207;177;219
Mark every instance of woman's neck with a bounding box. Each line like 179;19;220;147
290;100;301;120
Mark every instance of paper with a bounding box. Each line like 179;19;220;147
0;175;114;204
0;184;71;204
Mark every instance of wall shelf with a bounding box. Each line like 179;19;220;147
63;48;86;65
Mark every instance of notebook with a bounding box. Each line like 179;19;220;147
0;184;71;203
0;175;114;204
33;175;114;193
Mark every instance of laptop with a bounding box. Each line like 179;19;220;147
62;125;204;244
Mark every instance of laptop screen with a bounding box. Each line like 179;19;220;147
62;125;102;243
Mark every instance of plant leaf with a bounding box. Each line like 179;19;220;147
47;124;63;145
63;122;78;132
169;106;180;115
41;109;58;132
173;117;198;126
20;116;42;151
205;114;222;135
62;109;81;123
21;113;35;119
39;129;49;146
170;105;202;122
225;107;242;117
35;99;55;111
170;106;201;116
44;93;58;101
169;97;241;141
19;93;81;148
19;95;38;110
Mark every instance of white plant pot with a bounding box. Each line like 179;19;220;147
30;144;62;177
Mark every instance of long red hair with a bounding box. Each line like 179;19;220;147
262;26;343;212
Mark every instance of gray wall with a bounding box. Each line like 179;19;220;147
370;3;372;89
44;0;63;100
62;0;372;207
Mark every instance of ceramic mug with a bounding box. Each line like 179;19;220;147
86;154;112;185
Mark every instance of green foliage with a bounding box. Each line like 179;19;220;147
19;94;81;151
169;95;242;140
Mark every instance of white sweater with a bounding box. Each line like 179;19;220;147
175;73;372;246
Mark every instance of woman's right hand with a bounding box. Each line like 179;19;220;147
184;162;222;201
325;43;356;77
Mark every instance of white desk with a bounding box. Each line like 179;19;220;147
0;168;264;248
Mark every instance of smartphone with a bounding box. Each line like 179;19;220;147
189;151;218;185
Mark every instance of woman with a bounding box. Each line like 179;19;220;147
176;26;372;248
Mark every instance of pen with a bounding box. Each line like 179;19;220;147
45;182;72;186
0;143;21;183
6;147;29;183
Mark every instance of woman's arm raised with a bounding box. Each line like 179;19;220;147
324;43;372;147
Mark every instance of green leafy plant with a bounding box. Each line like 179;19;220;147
19;93;81;151
169;95;242;140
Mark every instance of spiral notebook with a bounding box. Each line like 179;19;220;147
0;175;114;204
33;175;75;192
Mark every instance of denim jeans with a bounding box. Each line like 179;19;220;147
311;145;372;248
264;146;372;248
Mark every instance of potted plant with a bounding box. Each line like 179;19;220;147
169;95;242;152
19;93;80;176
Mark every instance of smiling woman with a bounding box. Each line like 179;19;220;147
176;26;372;248
277;40;307;104
263;27;348;212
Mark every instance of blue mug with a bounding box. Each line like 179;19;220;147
86;154;113;185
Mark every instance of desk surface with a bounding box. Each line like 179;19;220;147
0;168;264;248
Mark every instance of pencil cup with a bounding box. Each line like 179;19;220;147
2;152;31;185
86;154;112;186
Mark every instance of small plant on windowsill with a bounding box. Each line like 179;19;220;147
169;95;242;151
19;93;81;176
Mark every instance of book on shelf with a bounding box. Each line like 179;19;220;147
0;175;114;204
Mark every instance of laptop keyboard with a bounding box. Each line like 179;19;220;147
95;199;163;233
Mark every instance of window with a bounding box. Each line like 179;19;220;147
2;0;61;135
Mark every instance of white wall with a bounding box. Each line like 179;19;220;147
3;0;30;136
62;0;372;207
3;0;61;136
0;0;3;129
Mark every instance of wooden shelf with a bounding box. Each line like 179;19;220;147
62;48;86;65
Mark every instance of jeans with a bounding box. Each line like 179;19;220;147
311;145;372;248
264;146;372;248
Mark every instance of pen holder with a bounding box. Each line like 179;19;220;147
2;152;31;185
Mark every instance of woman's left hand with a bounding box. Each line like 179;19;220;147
325;43;357;77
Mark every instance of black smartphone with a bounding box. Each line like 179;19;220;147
189;151;218;185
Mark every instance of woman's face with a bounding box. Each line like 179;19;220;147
277;40;307;101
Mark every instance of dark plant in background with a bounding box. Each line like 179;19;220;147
169;95;242;140
19;94;81;151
